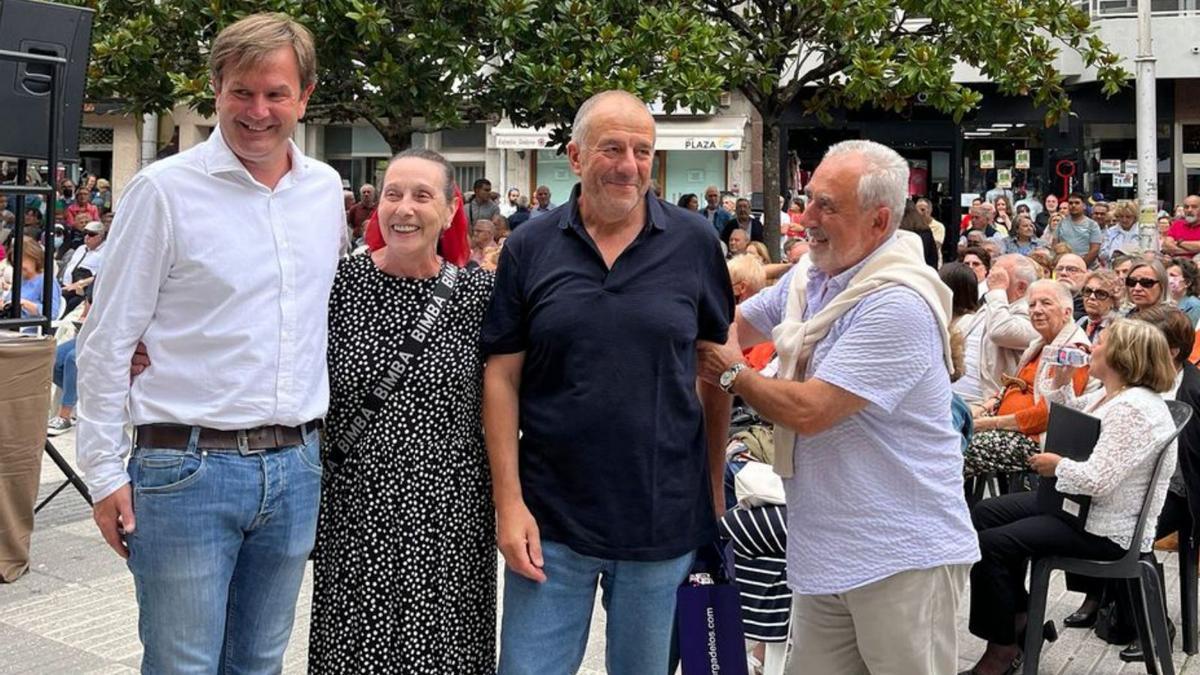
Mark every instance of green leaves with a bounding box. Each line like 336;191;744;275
69;0;1129;168
487;0;727;145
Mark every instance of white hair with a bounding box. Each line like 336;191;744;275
996;254;1038;286
823;140;909;231
1030;278;1074;309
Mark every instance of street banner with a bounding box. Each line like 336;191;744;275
1015;150;1030;169
997;169;1012;188
1100;159;1122;174
1112;173;1134;188
1124;160;1138;174
980;150;994;170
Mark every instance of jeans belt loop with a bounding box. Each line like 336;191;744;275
236;429;260;455
187;426;202;453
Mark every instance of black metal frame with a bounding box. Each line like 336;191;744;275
0;47;91;511
1;47;60;332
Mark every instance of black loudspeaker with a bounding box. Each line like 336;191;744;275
0;0;94;161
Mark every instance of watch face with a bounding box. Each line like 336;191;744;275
720;370;734;388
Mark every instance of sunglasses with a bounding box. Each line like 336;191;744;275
1081;287;1112;300
1126;277;1160;289
84;231;102;237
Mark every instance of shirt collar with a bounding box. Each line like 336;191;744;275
560;183;666;233
806;234;898;307
202;126;309;183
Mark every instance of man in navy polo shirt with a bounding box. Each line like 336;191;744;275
482;89;734;674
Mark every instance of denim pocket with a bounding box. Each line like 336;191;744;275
295;438;323;476
132;449;207;494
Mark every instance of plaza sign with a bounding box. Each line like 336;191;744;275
679;137;740;151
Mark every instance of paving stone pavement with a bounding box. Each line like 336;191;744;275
5;429;1200;674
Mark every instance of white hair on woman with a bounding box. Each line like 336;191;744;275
1029;278;1074;308
823;140;909;231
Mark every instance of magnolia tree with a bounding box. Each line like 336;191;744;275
498;0;1129;259
689;0;1129;258
84;0;497;151
82;0;1128;259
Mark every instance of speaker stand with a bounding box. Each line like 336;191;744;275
35;439;92;513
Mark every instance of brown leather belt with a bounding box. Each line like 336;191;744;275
135;421;321;454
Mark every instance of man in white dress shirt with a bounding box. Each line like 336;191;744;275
75;14;344;673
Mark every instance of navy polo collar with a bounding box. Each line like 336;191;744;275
559;183;666;234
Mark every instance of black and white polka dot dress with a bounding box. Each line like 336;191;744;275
310;253;497;674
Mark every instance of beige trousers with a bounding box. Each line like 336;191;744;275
784;564;969;675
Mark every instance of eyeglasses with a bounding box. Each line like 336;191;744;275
1126;277;1160;289
1081;287;1112;300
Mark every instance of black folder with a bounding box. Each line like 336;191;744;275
1036;402;1102;529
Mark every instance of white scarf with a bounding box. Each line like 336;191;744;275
771;232;955;477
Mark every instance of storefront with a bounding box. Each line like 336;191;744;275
491;116;749;206
780;81;1177;231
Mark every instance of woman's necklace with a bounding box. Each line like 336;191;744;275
1097;384;1131;408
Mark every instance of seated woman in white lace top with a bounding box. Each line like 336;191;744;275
961;318;1177;675
1031;318;1178;552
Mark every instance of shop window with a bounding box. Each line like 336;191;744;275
961;123;1045;203
454;164;486;194
663;151;725;205
1081;123;1172;207
441;124;486;149
1183;125;1200;154
534;150;577;204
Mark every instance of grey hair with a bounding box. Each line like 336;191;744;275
572;90;654;147
997;254;1038;286
381;149;456;203
1030;278;1075;309
823;140;909;231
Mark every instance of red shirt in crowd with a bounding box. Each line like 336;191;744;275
1168;218;1200;244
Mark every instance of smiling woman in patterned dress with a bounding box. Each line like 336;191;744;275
309;149;496;673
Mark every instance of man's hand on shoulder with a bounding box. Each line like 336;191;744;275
92;483;135;559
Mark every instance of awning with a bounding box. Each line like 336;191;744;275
655;117;746;151
488;116;747;152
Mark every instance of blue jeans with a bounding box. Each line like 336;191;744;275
53;339;77;408
498;540;696;675
126;428;322;674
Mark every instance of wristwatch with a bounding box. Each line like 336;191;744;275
718;362;748;394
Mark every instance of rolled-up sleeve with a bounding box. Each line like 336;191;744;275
740;265;794;339
75;176;174;502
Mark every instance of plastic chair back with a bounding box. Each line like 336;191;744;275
1121;400;1193;563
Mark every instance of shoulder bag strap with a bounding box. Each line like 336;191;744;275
322;263;460;480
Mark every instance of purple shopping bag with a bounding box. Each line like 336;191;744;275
676;543;749;675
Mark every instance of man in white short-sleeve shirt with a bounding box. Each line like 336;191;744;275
698;140;979;675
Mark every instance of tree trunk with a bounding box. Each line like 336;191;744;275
379;123;414;154
761;117;783;262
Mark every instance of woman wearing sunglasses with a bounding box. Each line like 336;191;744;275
1124;260;1169;317
1077;269;1121;342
